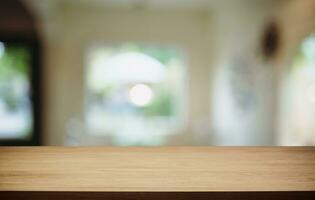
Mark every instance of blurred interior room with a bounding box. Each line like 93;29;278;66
0;0;315;146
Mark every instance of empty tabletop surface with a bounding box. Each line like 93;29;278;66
0;147;315;192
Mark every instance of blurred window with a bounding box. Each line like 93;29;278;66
85;43;186;145
279;34;315;145
0;41;33;142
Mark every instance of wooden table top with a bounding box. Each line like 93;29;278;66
0;147;315;192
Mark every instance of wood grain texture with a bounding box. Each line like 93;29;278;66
0;147;315;192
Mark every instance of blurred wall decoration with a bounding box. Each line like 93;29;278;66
261;21;281;60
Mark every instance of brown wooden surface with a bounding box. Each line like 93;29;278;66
1;192;315;200
0;147;315;192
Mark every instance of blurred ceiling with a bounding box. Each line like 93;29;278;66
24;0;288;22
25;0;215;12
62;0;214;10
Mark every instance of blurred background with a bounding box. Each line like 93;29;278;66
0;0;314;146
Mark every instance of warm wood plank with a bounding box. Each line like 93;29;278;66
0;147;315;191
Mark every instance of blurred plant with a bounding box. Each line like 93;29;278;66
0;45;30;111
142;88;173;117
0;46;30;80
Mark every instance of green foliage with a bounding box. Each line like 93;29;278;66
142;88;173;117
0;45;30;111
3;92;19;111
140;46;179;65
0;45;30;81
115;43;181;65
116;43;178;116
